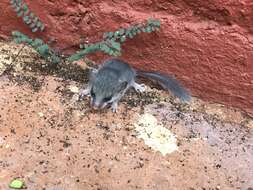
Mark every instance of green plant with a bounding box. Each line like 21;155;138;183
12;31;60;64
103;18;160;41
10;0;45;32
67;18;161;62
68;40;121;62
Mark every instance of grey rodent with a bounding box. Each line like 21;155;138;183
79;58;191;112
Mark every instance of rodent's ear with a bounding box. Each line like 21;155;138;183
117;81;128;92
89;68;98;81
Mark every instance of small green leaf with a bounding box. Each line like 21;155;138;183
147;19;161;27
29;22;36;28
108;49;114;55
14;7;21;12
125;30;130;36
155;20;161;27
17;0;22;7
120;36;126;42
112;50;121;56
40;24;45;31
12;31;22;37
107;32;114;38
114;31;120;37
17;11;23;17
22;4;29;14
147;18;154;25
100;43;108;51
24;19;31;24
23;15;30;22
103;32;114;39
105;47;111;54
137;29;141;34
37;44;49;55
29;12;34;18
33;17;39;23
9;179;24;189
132;26;138;32
32;38;44;47
36;21;42;27
32;27;38;33
67;52;85;62
145;26;152;33
90;43;100;51
150;26;156;32
13;38;23;44
110;41;121;51
23;8;29;15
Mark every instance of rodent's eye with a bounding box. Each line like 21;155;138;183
103;96;112;102
90;89;95;98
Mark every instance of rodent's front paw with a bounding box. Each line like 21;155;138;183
134;83;146;93
111;102;118;113
79;88;91;99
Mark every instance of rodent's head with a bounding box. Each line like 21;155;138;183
90;77;128;110
90;85;113;110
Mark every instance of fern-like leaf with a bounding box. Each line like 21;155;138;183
12;31;60;64
10;0;45;32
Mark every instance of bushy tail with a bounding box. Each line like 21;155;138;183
137;71;191;102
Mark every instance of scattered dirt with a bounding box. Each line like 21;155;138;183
0;41;253;190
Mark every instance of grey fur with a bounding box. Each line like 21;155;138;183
136;71;191;102
79;59;191;112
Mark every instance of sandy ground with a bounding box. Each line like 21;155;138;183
0;41;253;190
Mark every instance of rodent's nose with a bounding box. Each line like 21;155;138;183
92;105;99;110
91;101;100;110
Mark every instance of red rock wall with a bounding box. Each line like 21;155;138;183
1;0;253;115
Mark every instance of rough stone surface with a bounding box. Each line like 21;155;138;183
0;0;253;115
0;40;253;190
